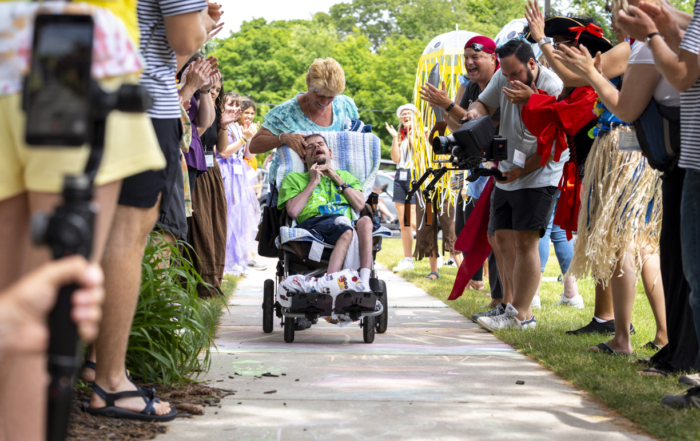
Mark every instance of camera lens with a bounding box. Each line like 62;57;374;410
432;136;451;155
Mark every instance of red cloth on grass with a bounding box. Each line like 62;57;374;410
448;177;495;301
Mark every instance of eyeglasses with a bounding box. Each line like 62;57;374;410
470;43;484;52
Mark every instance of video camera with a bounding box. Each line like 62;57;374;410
21;13;151;441
432;116;508;171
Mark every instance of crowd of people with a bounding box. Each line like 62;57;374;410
4;0;700;437
411;0;700;408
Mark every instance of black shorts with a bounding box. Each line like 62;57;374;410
118;118;182;211
492;186;558;237
392;169;415;204
297;214;353;245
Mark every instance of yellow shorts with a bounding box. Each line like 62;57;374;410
0;75;166;200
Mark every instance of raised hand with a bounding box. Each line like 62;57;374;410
221;104;240;126
419;81;452;109
385;122;399;138
639;1;683;47
242;121;257;139
617;6;659;42
525;0;545;42
553;44;597;79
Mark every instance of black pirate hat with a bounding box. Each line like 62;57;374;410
526;14;614;55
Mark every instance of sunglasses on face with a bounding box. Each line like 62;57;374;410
470;43;484;52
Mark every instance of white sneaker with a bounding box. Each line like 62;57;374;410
477;303;537;332
392;259;414;272
531;295;541;310
443;258;458;268
555;293;585;309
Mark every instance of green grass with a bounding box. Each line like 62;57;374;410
202;274;239;333
377;238;700;441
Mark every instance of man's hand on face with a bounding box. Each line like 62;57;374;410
501;166;524;184
419;82;452;109
503;80;536;106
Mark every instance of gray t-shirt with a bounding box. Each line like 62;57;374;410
479;67;566;191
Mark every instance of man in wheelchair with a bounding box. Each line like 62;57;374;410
277;134;375;291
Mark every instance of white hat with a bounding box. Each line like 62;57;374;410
396;103;417;119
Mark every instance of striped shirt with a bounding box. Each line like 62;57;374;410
679;0;700;172
138;0;207;119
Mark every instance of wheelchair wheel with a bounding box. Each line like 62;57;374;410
362;316;375;343
284;316;295;343
376;280;388;334
262;279;274;333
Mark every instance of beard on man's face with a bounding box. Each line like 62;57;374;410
524;65;535;87
315;157;327;165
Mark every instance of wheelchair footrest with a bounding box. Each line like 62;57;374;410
334;290;378;320
288;293;334;317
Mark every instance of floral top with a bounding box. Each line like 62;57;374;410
262;93;359;184
0;2;142;96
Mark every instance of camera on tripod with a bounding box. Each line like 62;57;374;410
432;116;508;169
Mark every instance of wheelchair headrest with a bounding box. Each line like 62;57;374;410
275;131;381;197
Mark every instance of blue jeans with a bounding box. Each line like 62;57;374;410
682;170;700;344
539;196;574;274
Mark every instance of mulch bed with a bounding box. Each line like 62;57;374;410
67;382;235;441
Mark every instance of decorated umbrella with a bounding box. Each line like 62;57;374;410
411;29;479;214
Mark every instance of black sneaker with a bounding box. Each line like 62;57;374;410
662;386;700;409
566;318;616;335
472;303;505;323
566;318;636;336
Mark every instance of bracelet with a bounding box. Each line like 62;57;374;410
241;137;248;144
445;102;455;112
337;183;350;193
278;134;284;145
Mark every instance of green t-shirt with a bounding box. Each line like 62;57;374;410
278;170;363;224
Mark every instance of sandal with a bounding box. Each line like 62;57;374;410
85;382;177;422
641;341;663;351
82;361;132;386
590;342;619;356
424;271;440;280
638;366;670;377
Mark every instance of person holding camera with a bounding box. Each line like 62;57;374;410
465;39;565;331
421;36;505;302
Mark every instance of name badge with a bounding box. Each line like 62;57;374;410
399;170;408;181
234;164;243;175
513;149;526;168
205;152;215;168
619;131;642;152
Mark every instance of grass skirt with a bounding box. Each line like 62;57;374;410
567;126;662;284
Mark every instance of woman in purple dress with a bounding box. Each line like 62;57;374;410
217;93;259;275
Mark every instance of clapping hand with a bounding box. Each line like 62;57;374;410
553;44;598;79
617;5;659;42
419;81;452;109
385;122;399;138
221;103;240;126
525;0;545;42
242;120;258;139
639;1;683;45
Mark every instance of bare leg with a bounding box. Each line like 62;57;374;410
377;200;393;220
327;229;353;274
426;251;439;279
563;275;580;299
451;251;463;267
495;230;515;306
641;245;667;347
395;203;414;258
590;243;636;355
356;217;373;269
594;282;614;321
91;198;172;415
508;230;542;321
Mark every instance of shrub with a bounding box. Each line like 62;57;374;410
125;233;221;385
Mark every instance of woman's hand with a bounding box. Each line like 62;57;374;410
639;2;683;45
617;6;659;42
503;80;536;106
242;121;257;139
220;104;240;126
525;0;546;42
185;58;212;91
200;57;220;91
553;45;598;79
279;133;307;158
385;122;399;139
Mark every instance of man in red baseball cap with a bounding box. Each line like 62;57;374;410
420;35;500;132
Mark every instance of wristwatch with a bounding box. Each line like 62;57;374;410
646;32;661;47
537;37;553;49
337;183;350;193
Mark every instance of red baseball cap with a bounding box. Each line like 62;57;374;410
465;36;499;70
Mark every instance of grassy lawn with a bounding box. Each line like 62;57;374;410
202;275;239;332
377;238;700;441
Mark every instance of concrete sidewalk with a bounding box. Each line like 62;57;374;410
159;257;652;440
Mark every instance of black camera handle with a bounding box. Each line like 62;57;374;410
42;80;110;441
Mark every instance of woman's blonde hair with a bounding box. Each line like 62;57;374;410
306;58;346;96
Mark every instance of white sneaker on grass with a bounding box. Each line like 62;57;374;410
443;258;458;268
531;295;541;310
392;259;414;272
555;293;585;309
477;303;537;332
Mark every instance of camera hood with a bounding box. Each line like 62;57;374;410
450;116;497;156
